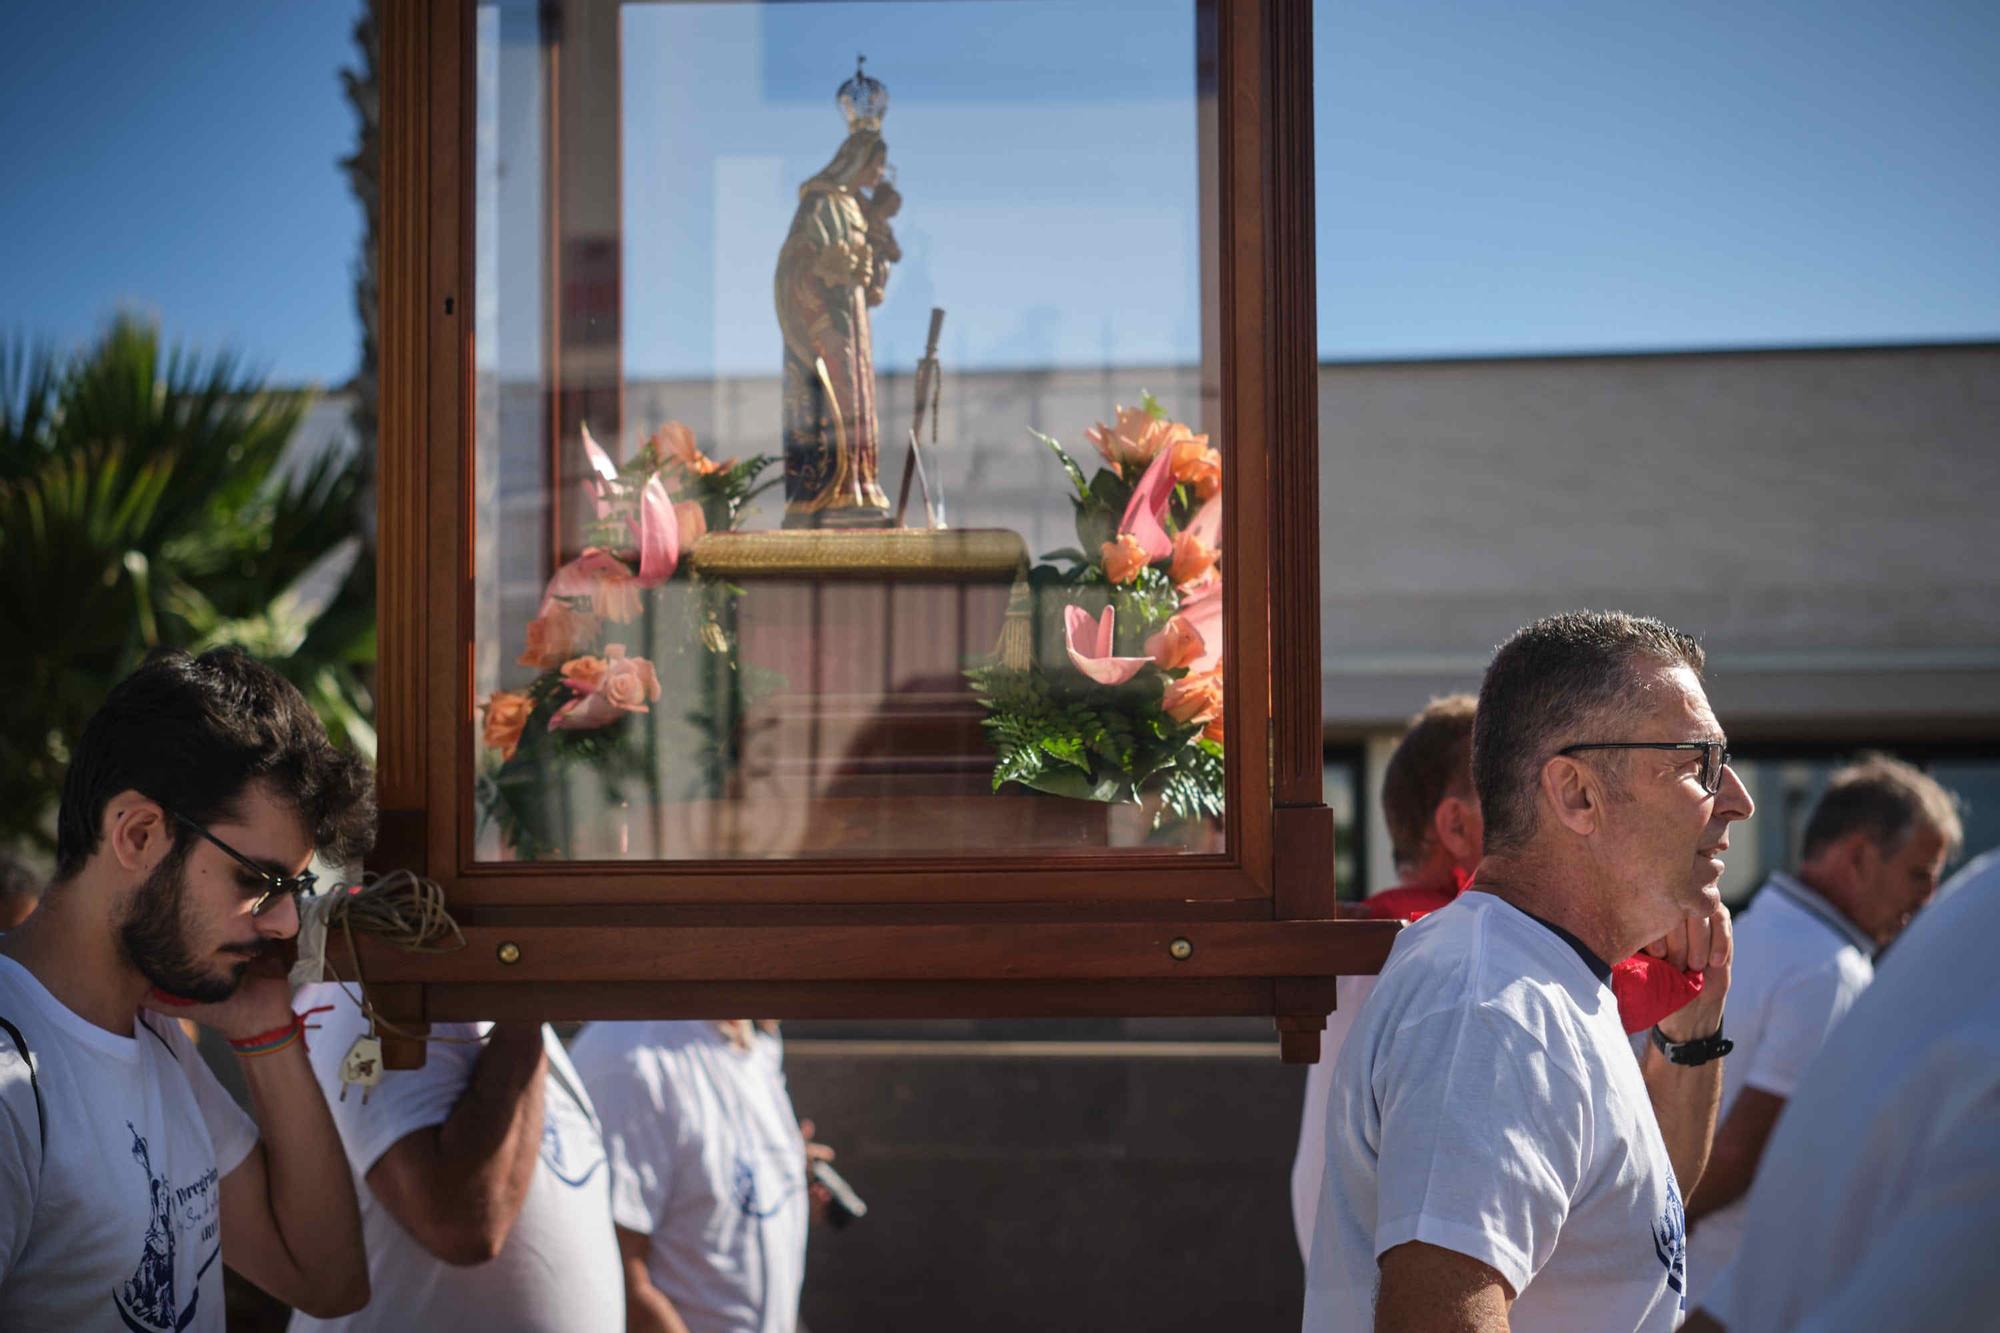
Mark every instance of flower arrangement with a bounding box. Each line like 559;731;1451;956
475;423;778;858
967;392;1225;822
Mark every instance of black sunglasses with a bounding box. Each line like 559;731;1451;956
168;811;318;917
1556;740;1731;795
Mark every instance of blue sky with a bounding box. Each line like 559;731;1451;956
5;0;1998;384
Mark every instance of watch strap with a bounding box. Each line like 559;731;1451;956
1650;1020;1734;1067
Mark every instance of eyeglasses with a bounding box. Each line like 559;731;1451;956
168;811;318;917
1556;741;1732;795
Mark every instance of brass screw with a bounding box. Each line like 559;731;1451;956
1168;937;1194;961
497;941;522;965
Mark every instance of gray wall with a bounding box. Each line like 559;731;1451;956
1318;343;2000;738
786;1039;1306;1333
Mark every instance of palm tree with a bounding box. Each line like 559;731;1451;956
0;316;376;857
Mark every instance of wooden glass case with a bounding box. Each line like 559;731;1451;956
363;0;1393;1062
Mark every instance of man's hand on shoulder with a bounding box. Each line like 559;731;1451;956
1374;1241;1512;1332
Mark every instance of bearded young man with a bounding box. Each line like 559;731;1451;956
0;649;374;1329
1305;612;1755;1332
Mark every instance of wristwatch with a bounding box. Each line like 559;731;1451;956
1650;1021;1734;1067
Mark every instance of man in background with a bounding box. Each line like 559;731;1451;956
1686;753;1961;1279
573;1019;834;1333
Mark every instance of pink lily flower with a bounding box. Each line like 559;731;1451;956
1064;604;1152;685
1116;447;1176;562
1178;581;1224;674
580;423;620;519
631;473;680;586
1183;492;1221;548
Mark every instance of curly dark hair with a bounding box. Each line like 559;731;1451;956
53;648;376;881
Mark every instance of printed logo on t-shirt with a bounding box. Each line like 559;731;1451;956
1653;1174;1688;1308
540;1112;606;1188
113;1122;222;1333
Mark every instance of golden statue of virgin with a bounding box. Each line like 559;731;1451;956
774;58;899;528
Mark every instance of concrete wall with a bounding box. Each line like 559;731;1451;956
1317;343;2000;738
785;1038;1307;1333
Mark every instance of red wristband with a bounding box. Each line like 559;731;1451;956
228;1005;336;1056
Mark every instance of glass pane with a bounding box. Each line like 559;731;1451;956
473;0;1225;862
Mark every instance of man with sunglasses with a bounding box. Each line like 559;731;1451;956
1306;612;1755;1332
1;648;375;1329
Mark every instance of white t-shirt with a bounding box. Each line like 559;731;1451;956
571;1021;809;1333
0;953;257;1333
1687;872;1873;1280
1304;892;1685;1332
287;983;624;1333
1702;854;2000;1332
1290;972;1371;1261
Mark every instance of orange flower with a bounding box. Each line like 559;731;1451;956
1169;529;1219;590
1162;668;1224;729
674;499;709;544
518;606;599;670
1147;613;1206;671
1202;712;1225;744
1100;532;1151;585
1169;431;1222;500
480;691;533;761
650;421;728;477
560;655;607;692
1086;405;1173;472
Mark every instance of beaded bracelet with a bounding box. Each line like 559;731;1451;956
229;1004;335;1058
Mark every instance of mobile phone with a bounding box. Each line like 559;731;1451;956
811;1159;868;1228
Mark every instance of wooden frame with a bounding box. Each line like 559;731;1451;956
372;0;1387;1062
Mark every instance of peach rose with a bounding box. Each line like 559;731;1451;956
1169;432;1221;500
560;655;607;692
1086;405;1173;472
518;606;599;670
1203;712;1225;744
599;644;662;714
650;421;727;476
1147;613;1206;672
1100;532;1151;585
674;500;709;544
1162;668;1224;729
1169;529;1219;590
481;691;533;761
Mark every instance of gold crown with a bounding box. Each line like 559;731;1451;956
837;55;889;133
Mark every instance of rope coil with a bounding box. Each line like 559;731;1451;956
301;869;485;1047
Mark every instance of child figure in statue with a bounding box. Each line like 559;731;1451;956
774;62;898;528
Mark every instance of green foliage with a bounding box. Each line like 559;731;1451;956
966;662;1217;816
0;317;377;856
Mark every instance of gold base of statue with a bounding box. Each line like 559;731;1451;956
687;527;1027;580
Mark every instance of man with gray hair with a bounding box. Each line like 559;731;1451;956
1305;611;1754;1331
1685;753;1961;1282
